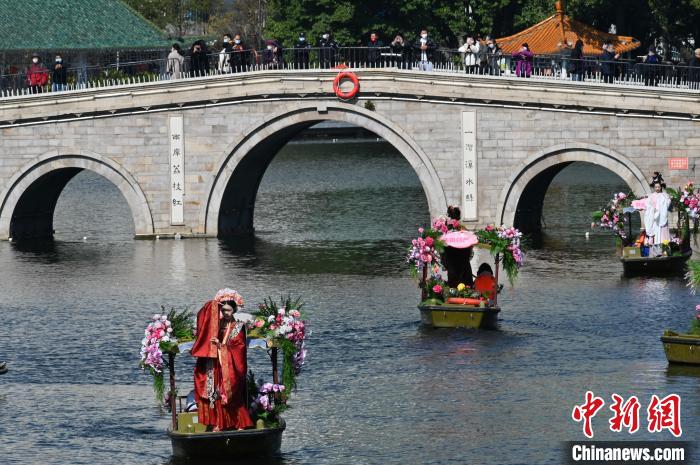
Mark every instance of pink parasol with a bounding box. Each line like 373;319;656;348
441;230;478;249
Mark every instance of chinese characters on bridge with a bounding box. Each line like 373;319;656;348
169;116;185;225
572;391;682;438
461;111;477;221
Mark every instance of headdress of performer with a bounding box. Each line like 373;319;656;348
649;172;666;189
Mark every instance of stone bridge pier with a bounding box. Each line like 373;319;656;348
0;69;699;241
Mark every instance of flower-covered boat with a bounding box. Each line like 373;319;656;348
661;262;700;365
139;296;307;460
591;183;695;276
407;213;524;329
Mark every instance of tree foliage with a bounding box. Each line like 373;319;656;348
125;0;700;57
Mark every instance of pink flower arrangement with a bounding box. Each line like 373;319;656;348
140;313;174;373
592;192;632;239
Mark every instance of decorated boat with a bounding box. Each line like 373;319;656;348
139;296;307;460
408;211;523;329
660;261;700;366
592;179;696;276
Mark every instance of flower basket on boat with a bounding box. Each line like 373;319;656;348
139;294;308;460
407;216;523;329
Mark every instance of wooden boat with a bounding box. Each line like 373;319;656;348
418;303;500;329
621;249;692;275
661;330;700;365
169;412;285;459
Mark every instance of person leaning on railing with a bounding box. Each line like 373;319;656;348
390;34;413;69
459;35;480;74
51;54;67;91
414;29;437;71
263;39;284;70
480;35;501;76
367;32;384;68
167;43;184;79
600;41;621;84
318;31;339;68
27;52;48;93
569;39;584;81
641;45;660;86
230;34;249;73
293;32;311;69
190;40;209;77
512;43;533;78
689;48;700;87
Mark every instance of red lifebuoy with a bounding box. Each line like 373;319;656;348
333;71;359;100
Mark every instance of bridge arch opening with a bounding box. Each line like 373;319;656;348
203;104;447;238
499;144;650;240
0;152;154;241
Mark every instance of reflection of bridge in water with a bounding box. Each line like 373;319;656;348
0;68;698;241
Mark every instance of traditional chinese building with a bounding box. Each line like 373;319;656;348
496;1;641;56
0;0;174;81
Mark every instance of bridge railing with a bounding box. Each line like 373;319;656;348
2;46;700;98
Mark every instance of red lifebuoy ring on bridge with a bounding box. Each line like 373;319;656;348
333;71;359;100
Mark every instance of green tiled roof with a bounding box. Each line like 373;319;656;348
0;0;170;51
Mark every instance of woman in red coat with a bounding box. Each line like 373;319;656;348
191;288;254;431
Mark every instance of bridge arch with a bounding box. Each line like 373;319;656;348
202;102;447;237
0;149;154;240
499;143;651;234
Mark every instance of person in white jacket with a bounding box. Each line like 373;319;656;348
167;44;185;79
459;35;480;74
644;172;671;256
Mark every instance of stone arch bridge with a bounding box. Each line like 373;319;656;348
1;69;699;240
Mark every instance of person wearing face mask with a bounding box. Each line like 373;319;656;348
230;34;249;73
512;43;534;78
167;43;184;79
51;55;67;92
27;53;49;93
458;34;480;74
263;39;284;69
190;40;210;77
318;31;339;68
219;33;233;73
366;32;384;68
413;29;436;71
481;35;501;75
293;32;311;69
390;33;412;69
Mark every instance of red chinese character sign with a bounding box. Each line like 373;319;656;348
461;111;477;221
169;115;185;225
668;157;688;170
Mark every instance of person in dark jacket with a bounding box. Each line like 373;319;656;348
367;32;384;67
190;40;210;77
642;45;659;86
569;39;584;81
600;42;620;84
263;39;284;69
481;35;501;75
414;29;437;71
390;33;412;69
293;32;311;69
318;31;339;68
51;54;67;91
688;48;700;87
230;34;248;73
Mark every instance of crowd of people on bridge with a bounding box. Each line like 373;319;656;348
12;27;700;94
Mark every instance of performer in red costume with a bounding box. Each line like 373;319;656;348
191;288;254;431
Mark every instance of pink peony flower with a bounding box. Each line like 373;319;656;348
254;319;264;328
432;284;443;294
